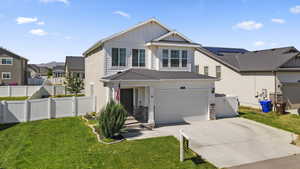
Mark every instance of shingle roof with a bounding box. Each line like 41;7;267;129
202;46;300;72
0;47;28;61
102;69;216;81
53;65;65;71
65;56;85;71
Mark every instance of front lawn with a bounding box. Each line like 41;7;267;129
0;96;28;101
0;117;215;169
239;106;300;134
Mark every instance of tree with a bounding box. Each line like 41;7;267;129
47;69;53;78
64;76;84;95
98;100;127;138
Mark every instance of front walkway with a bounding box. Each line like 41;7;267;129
122;118;300;168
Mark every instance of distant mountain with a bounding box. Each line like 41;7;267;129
37;61;65;69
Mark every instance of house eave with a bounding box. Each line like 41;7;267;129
145;42;201;48
100;78;216;82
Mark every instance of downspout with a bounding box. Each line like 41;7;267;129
274;71;277;111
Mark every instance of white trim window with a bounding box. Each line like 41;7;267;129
170;50;180;67
162;49;169;67
204;66;209;76
181;50;188;67
112;48;126;67
0;58;13;65
2;72;11;79
216;66;221;78
162;49;188;68
132;49;145;67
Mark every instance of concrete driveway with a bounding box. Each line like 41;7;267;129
123;118;300;168
160;118;300;168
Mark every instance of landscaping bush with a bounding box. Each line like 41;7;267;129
98;100;127;138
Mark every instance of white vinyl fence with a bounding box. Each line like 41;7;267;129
215;96;239;118
0;86;41;97
0;96;96;124
0;85;82;97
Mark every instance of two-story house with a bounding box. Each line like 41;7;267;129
65;56;85;79
195;46;300;111
84;19;216;125
0;47;28;85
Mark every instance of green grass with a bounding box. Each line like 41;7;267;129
0;117;216;169
0;96;28;101
239;106;300;134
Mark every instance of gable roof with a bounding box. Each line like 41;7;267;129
0;47;28;61
83;18;172;56
152;31;192;43
201;46;300;72
65;56;85;71
102;69;216;81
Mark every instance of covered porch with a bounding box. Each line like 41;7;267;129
105;82;155;126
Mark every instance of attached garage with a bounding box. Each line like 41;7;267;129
101;69;216;126
155;88;209;124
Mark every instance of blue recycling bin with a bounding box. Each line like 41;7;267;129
259;100;272;113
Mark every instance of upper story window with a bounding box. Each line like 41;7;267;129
112;48;126;67
2;72;11;79
132;49;145;67
162;49;169;67
181;50;187;67
171;50;180;67
216;66;221;78
1;58;13;65
162;49;188;68
204;66;209;76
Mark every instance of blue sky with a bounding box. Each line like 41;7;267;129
0;0;300;63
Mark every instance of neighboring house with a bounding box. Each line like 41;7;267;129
39;66;50;79
195;46;300;109
28;64;41;78
65;56;85;79
0;47;28;85
83;18;216;125
52;65;65;78
51;65;65;85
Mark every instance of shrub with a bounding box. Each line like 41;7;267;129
98;100;127;138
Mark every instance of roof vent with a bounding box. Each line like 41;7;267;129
271;49;276;51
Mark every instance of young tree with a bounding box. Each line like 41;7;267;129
64;76;84;95
47;69;53;78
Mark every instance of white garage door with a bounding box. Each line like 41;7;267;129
155;88;209;124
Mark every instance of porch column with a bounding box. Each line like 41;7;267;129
148;86;155;125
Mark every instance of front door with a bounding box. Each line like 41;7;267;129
120;89;134;114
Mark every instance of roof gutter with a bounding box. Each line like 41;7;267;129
100;78;217;82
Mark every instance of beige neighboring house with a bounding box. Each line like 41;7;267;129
195;46;300;109
65;56;85;79
0;47;28;85
83;18;216;125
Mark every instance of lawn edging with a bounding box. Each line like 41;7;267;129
81;116;125;144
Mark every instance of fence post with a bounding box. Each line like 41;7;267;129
72;96;77;116
24;99;29;122
1;101;7;124
52;86;56;96
48;98;52;119
25;86;28;97
8;86;11;97
93;95;97;112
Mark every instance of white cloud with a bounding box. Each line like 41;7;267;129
16;17;38;24
64;36;72;40
36;21;45;25
290;5;300;14
254;41;265;47
113;11;131;19
40;0;69;5
29;29;48;36
271;18;285;24
234;21;263;31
